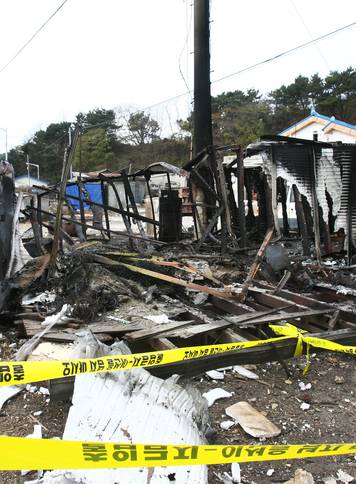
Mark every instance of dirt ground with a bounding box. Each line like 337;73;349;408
0;327;355;483
192;352;356;484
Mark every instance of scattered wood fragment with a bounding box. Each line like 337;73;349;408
238;227;274;302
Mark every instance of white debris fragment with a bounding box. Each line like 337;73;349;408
324;478;337;484
41;304;70;327
206;370;225;380
284;468;314;484
225;401;281;438
144;314;170;324
26;384;37;393
17;305;72;361
336;469;354;483
231;462;241;483
22;291;56;305
39;387;50;395
300;402;310;411
42;336;208;483
107;315;130;324
266;469;275;476
202;388;232;407
217;463;241;484
192;292;209;305
0;385;23;410
232;365;259;380
220;420;235;430
299;382;312;391
301;423;311;432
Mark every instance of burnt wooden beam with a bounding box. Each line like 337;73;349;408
256;282;356;327
278;178;290;237
238;227;274;302
292;185;310;256
237;151;247;247
30;206;166;246
150;328;356;378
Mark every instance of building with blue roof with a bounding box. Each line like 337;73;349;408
279;109;356;143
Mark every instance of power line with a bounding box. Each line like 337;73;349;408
212;21;355;84
178;0;193;99
139;20;356;113
0;0;69;75
289;0;330;71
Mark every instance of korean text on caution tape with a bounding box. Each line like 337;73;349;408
0;334;291;386
0;437;355;470
270;323;356;355
270;323;356;373
0;324;354;386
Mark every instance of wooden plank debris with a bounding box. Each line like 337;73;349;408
238;227;274;302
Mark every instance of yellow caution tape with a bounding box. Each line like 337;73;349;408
0;437;354;470
270;323;356;373
0;324;354;386
0;334;291;386
270;323;356;355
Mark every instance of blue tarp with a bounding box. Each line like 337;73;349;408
66;183;103;210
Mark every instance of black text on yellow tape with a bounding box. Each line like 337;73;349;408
0;438;355;470
270;324;356;356
0;324;355;386
0;334;291;386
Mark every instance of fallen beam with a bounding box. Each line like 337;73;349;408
151;328;356;378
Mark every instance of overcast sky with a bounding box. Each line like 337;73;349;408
0;0;355;151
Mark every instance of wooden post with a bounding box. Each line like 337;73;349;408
100;180;111;239
77;178;87;239
238;227;274;303
292;185;310;256
49;127;80;275
237;151;247;248
245;170;256;227
270;146;281;236
310;146;322;266
278;178;290;237
144;172;157;240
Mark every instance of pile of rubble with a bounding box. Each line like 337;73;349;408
0;138;355;483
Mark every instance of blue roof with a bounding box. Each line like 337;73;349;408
280;109;356;135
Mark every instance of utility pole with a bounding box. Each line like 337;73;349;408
193;0;213;156
192;0;215;232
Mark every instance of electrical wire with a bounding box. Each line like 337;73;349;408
138;20;356;114
212;21;355;84
289;0;330;71
178;0;193;98
0;0;69;75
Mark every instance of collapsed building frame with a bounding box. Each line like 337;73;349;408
16;133;356;270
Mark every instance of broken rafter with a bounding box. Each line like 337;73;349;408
238;227;274;302
29;206;166;246
88;253;234;299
